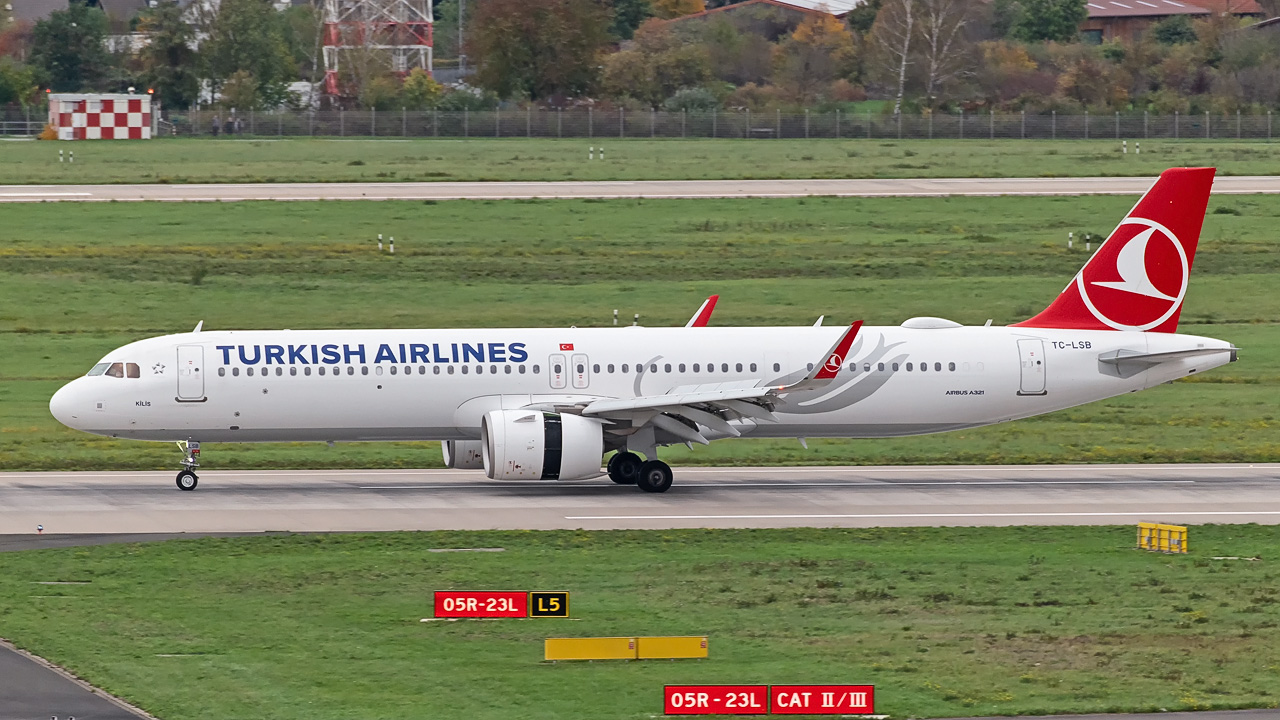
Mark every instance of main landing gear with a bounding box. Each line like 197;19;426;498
175;438;200;491
608;452;673;493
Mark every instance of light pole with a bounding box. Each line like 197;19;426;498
458;0;466;77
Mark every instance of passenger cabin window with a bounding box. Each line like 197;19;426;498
773;363;780;372
949;362;956;371
87;363;110;376
693;363;700;372
750;363;757;372
218;367;226;377
105;362;125;378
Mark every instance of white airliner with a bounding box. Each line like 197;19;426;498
49;167;1236;493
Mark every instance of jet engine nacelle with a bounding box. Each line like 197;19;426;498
481;409;603;481
441;440;485;469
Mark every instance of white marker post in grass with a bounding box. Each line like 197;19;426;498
378;233;383;252
613;309;618;326
389;237;395;254
1122;140;1127;154
599;146;604;160
1086;234;1091;252
59;150;63;163
589;146;594;160
1068;231;1073;249
1136;142;1140;155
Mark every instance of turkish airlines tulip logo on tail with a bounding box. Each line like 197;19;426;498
1077;217;1189;331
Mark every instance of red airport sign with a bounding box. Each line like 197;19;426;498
433;591;527;618
665;686;768;715
769;685;875;714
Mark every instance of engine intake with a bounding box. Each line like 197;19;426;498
481;409;603;481
441;440;485;469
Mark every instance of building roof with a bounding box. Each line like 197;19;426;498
1190;0;1264;14
9;0;68;23
99;0;147;19
1085;0;1262;16
669;0;863;22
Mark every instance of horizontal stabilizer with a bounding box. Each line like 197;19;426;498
1098;346;1238;378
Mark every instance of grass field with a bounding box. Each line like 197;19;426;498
1;138;1277;184
1;528;1278;719
2;194;1278;470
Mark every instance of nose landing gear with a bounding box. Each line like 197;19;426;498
175;438;200;491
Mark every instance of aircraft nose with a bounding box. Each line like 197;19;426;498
49;381;83;429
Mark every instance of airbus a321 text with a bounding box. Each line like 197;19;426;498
50;167;1237;493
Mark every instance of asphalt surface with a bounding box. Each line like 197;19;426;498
4;464;1280;539
0;641;149;720
1;175;1279;202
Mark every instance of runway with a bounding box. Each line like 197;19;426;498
3;464;1279;537
1;175;1279;202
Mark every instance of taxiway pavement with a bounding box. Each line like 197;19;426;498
1;176;1279;202
3;464;1278;538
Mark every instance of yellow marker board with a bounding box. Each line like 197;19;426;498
1138;522;1188;553
545;637;637;661
637;636;708;659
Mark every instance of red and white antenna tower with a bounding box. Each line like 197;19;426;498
322;0;433;98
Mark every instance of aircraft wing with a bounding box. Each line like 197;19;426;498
685;295;720;327
580;322;862;444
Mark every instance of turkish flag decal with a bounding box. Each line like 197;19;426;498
559;343;574;351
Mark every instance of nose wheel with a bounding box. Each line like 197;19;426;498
175;438;201;491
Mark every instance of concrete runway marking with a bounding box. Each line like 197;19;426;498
568;510;1280;520
358;480;1196;489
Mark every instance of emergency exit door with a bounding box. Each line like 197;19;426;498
549;353;567;389
177;345;205;400
571;353;590;389
1017;339;1047;396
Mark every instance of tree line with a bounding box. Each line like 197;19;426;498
1;0;1278;115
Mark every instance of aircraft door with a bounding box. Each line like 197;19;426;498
1017;339;1047;396
549;353;567;389
177;345;205;400
571;353;590;389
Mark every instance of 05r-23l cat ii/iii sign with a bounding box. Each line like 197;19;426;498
50;167;1236;493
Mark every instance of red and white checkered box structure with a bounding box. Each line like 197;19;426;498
48;93;153;140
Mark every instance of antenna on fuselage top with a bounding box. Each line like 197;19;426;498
193;321;204;333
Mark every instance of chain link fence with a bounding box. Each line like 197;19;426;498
5;105;1278;140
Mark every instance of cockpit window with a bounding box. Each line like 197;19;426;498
126;363;140;378
105;362;125;378
87;363;110;376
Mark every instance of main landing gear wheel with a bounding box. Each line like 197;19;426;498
176;470;198;491
607;452;642;485
636;460;673;493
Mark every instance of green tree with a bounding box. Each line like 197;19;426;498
202;0;296;107
30;1;110;91
601;19;710;106
400;68;443;109
0;59;38;105
137;0;199;107
846;0;883;34
1152;15;1197;45
611;0;654;40
469;0;611;99
219;68;259;109
1010;0;1087;42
